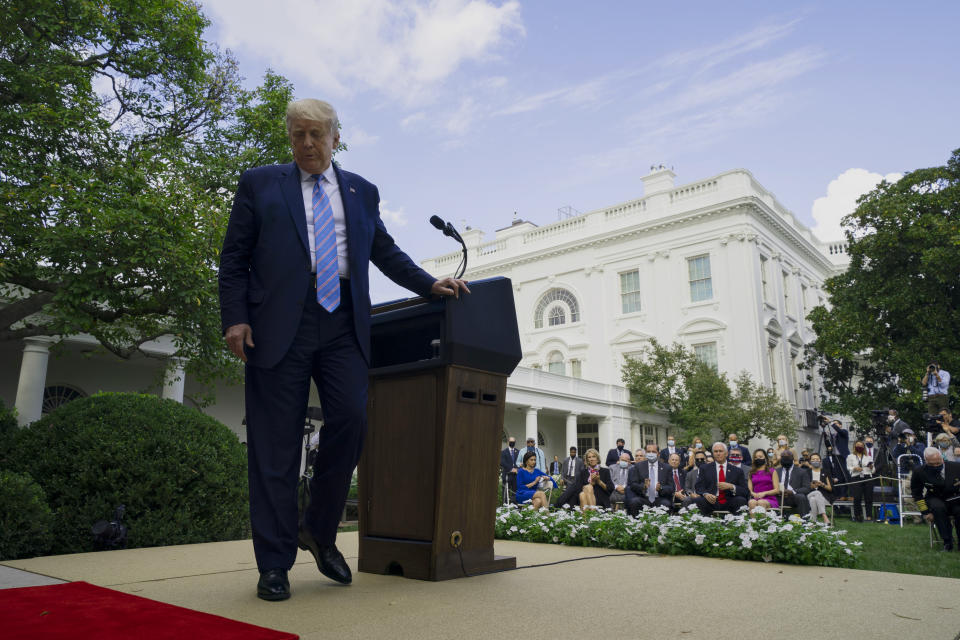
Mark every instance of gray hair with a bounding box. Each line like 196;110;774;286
924;446;942;460
712;441;726;451
286;99;339;134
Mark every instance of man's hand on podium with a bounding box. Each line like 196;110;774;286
431;277;470;298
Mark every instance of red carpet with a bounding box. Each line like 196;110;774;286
0;581;298;639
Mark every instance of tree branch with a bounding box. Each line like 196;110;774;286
0;291;55;331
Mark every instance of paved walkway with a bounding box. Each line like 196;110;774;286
3;533;959;639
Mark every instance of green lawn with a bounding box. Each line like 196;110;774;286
841;519;960;579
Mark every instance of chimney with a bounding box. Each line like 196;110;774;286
641;164;676;195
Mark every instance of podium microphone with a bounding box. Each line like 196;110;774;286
428;214;467;279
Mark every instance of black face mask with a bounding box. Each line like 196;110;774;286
695;459;706;467
865;442;874;449
508;442;515;448
781;458;794;468
753;458;765;466
928;464;943;473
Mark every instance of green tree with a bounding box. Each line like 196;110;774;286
721;372;797;444
622;339;798;444
804;149;960;429
0;1;298;402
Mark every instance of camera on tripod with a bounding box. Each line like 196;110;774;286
922;413;943;430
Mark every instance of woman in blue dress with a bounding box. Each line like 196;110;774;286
516;451;556;509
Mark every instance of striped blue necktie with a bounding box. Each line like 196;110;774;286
312;174;340;312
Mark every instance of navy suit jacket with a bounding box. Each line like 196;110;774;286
219;161;436;368
695;462;749;501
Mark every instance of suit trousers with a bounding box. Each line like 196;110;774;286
928;496;960;546
694;494;748;516
245;280;367;571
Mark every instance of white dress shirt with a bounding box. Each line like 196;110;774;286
299;165;349;277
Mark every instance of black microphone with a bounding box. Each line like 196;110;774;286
428;214;467;279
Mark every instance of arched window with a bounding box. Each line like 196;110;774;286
547;350;565;375
534;288;580;328
42;385;86;414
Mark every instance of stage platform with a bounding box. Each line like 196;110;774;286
3;532;959;639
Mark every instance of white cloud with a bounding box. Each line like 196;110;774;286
443;97;480;135
344;127;379;146
203;0;524;105
400;111;427;129
811;168;902;240
379;200;408;227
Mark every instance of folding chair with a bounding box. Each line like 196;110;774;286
896;453;923;528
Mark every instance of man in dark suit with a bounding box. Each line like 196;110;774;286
666;452;688;510
219;99;467;601
774;451;811;517
694;442;749;515
727;432;751;462
659;434;686;466
626;444;674;515
605;438;634;466
500;437;519;502
562;446;584;488
911;447;960;551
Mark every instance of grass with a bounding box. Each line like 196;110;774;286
837;519;960;579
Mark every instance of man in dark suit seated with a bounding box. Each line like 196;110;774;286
660;435;687;466
219;98;467;601
605;438;634;466
775;451;811;517
499;437;519;503
694;442;749;516
666;452;688;510
626;444;674;515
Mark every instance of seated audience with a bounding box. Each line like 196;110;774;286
667;452;688;509
934;432;960;462
807;453;833;525
911;447;960;552
609;452;631;509
579;448;612;509
516;451;556;509
694;442;749;516
728;449;749;475
627;444;674;514
660;435;687;466
747;449;780;514
775;451;811;517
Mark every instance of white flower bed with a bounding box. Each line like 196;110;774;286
494;505;862;567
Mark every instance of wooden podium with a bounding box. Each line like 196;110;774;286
358;277;521;580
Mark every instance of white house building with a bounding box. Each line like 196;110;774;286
423;166;850;460
3;166;850;465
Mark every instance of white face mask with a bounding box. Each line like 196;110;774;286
618;461;629;468
887;415;895;423
645;452;658;462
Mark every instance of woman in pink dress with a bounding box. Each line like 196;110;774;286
748;449;781;515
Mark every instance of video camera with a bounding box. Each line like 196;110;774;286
923;413;943;430
91;504;128;551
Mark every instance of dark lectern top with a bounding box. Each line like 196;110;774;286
369;276;521;376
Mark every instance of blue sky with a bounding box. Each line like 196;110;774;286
200;1;960;302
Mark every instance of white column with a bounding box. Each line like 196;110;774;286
525;406;541;444
630;421;642;455
598;416;613;457
161;357;187;403
565;412;580;451
15;337;54;426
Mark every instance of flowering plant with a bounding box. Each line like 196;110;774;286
494;505;861;568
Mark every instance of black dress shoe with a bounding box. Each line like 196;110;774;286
257;568;290;601
298;527;352;584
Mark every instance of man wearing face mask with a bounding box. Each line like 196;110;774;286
609;452;632;509
727;433;751;462
775;451;812;518
893;429;925;473
606;438;634;466
911;447;960;551
522;437;546;473
887;409;911;442
660;434;686;466
728;450;748;474
500;438;520;503
626;444;674;515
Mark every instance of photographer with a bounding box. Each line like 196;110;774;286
911;447;960;552
937;409;959;438
892;429;925;473
886;409;911;444
922;362;951;414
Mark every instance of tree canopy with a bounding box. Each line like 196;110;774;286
0;0;302;401
804;148;960;429
622;338;797;444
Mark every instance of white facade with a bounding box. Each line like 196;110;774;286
423;167;851;457
2;167;851;466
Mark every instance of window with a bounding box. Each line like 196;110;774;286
687;255;713;302
760;256;770;303
643;425;655;447
767;343;779;392
577;422;599;455
547;351;565;375
547;305;565;326
800;284;808;317
619;270;642;314
534;288;580;328
693;343;718;370
42;385;85;414
570;359;582;378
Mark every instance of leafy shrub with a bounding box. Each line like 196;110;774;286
5;393;248;554
0;399;17;458
0;469;54;560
